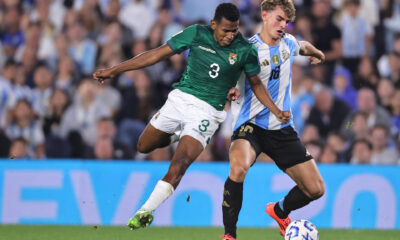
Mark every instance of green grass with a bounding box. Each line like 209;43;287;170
1;225;399;240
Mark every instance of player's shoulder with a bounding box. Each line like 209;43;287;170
282;33;298;44
194;24;211;34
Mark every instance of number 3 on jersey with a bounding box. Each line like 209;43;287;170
209;63;220;78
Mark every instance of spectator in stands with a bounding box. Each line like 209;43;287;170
12;64;32;102
67;20;98;75
339;0;372;75
386;51;400;86
378;34;400;86
95;66;122;117
377;78;395;112
92;137;114;160
319;145;339;164
370;125;399;164
0;60;17;129
326;132;348;163
31;64;53;118
350;138;372;164
292;71;317;134
1;6;24;59
391;89;400;139
382;0;400;52
342;88;392;134
0;131;11;158
60;78;111;148
9;137;29;159
95;117;132;160
342;111;370;142
6;99;45;158
354;56;379;89
118;0;155;39
311;1;342;84
332;66;358;110
54;55;80;97
307;87;351;139
301;124;320;143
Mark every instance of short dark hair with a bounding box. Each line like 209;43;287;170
352;139;372;151
213;3;240;23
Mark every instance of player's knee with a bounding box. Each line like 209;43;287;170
229;163;250;182
137;139;151;153
307;179;325;200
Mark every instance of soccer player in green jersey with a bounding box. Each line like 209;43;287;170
93;3;289;230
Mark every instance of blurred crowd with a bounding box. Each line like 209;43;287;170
0;0;399;165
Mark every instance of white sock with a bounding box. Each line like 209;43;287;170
140;180;174;212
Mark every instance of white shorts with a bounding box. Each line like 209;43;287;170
150;89;227;148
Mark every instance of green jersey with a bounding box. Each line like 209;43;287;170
167;24;260;111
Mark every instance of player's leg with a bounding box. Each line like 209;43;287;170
264;126;324;235
136;123;174;153
128;136;203;230
222;139;256;239
275;159;324;218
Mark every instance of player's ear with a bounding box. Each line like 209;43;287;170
261;10;268;22
211;20;217;30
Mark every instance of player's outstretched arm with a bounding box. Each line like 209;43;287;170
247;75;290;124
299;41;325;65
93;44;175;83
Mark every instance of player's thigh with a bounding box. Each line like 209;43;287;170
285;160;324;198
181;101;226;149
137;123;172;152
149;98;181;136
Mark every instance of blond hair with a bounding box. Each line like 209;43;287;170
261;0;296;21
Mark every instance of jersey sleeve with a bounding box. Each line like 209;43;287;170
167;24;198;54
285;34;300;56
243;44;261;77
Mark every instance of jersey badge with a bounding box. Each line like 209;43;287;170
272;54;280;65
282;50;290;61
229;53;237;65
154;111;160;120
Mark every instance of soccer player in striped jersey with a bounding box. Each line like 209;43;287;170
221;1;325;239
94;3;290;231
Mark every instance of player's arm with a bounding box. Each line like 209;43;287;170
93;44;175;83
247;75;290;123
299;41;325;64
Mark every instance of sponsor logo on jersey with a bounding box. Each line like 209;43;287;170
272;54;280;65
261;59;269;67
198;45;216;54
282;50;290;61
229;53;237;65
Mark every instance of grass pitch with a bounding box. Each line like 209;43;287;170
1;225;399;240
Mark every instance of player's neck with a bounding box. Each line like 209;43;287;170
259;29;279;46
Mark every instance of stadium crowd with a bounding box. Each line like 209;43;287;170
0;0;399;164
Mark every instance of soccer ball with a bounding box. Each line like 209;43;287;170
284;219;319;240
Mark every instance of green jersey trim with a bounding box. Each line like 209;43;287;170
246;69;261;77
167;40;179;53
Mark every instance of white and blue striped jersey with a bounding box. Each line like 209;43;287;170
231;33;300;131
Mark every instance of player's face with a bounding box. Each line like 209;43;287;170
211;17;239;47
262;6;290;40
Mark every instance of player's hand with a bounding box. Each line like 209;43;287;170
309;51;325;65
275;110;291;124
227;87;240;101
93;68;115;84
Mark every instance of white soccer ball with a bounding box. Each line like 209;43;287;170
284;219;319;240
